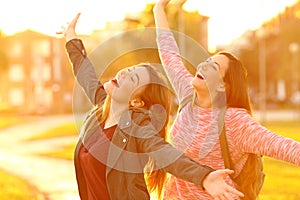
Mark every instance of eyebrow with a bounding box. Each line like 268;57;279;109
213;61;221;69
207;57;221;70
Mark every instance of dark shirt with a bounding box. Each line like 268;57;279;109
78;124;116;200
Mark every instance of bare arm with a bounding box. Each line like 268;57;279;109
153;0;171;33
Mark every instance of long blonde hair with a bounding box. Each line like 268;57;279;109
97;64;172;199
219;51;262;200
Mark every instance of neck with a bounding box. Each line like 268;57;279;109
194;92;212;108
105;100;128;129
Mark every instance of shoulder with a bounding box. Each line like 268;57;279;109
119;109;164;137
226;107;251;120
118;109;150;129
225;108;255;129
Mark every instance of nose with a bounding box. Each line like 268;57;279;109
197;62;208;72
117;69;128;81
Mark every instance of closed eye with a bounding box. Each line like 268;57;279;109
129;68;140;85
213;62;221;70
212;65;217;71
131;76;135;82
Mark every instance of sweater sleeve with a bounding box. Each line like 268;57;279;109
137;129;214;189
229;110;300;166
157;31;194;105
65;39;106;106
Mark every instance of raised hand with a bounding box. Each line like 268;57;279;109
203;169;244;200
56;12;81;42
155;0;171;8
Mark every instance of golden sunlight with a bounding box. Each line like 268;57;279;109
0;0;298;51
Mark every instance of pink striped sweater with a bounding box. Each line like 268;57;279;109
157;31;300;199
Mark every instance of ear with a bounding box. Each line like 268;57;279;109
130;99;145;108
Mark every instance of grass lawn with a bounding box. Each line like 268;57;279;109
38;142;77;160
259;120;300;200
0;115;42;199
0;116;30;129
0;169;43;200
25;122;79;141
26;122;79;160
2;119;299;199
37;120;300;199
0;120;78;199
35;120;300;198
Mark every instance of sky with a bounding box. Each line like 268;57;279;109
0;0;298;51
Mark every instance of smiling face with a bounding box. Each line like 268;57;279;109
103;66;150;104
191;54;229;105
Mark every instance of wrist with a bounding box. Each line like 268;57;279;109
201;172;210;190
153;3;166;12
66;34;78;42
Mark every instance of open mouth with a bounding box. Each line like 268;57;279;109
111;78;119;87
197;73;204;80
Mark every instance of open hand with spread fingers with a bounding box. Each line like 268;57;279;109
56;12;81;42
203;169;244;200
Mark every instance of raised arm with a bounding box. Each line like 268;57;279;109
153;0;171;32
154;0;194;105
57;13;106;106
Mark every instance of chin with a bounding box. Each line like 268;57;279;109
191;81;200;90
103;81;114;96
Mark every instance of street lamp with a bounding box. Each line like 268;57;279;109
289;42;300;119
177;0;186;54
256;28;267;123
289;42;299;95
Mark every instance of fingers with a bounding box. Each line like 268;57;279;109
214;169;235;179
220;169;234;175
223;191;234;200
214;192;238;200
226;185;244;198
70;12;81;27
214;195;227;200
171;0;187;6
56;25;66;34
156;0;171;7
56;12;80;36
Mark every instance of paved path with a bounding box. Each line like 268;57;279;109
0;115;80;200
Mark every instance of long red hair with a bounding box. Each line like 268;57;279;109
218;51;262;200
97;64;172;199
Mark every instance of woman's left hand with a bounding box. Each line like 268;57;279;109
56;12;81;42
203;169;244;200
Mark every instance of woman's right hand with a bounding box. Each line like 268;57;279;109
56;12;81;42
